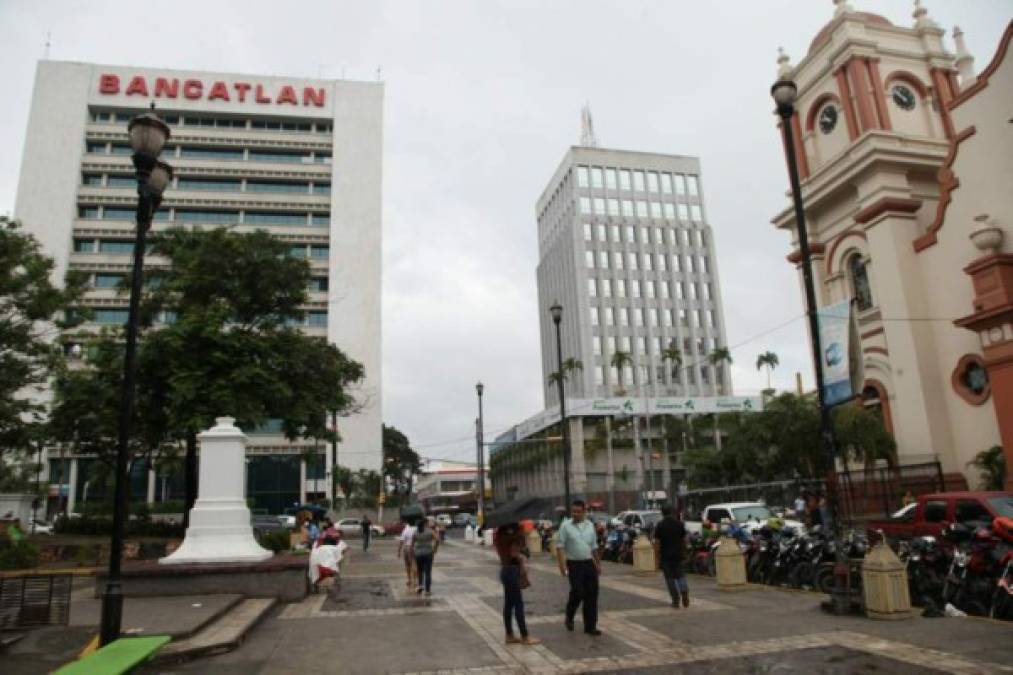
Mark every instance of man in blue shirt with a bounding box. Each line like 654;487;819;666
555;499;602;636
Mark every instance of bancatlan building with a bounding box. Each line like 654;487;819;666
14;61;383;515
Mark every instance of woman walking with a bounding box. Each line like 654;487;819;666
496;523;540;646
413;518;438;596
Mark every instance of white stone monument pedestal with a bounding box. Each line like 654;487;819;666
160;417;272;565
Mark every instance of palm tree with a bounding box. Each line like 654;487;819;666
756;351;779;391
707;347;733;450
547;357;584;387
610;350;633;395
660;340;683;384
708;346;732;368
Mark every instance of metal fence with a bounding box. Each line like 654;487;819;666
0;574;73;628
677;462;948;524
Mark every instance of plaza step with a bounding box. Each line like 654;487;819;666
149;597;275;665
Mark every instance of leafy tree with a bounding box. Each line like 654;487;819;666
610;351;633;394
0;217;87;487
383;424;420;496
139;227;363;522
334;465;355;504
967;445;1006;491
707;347;733;449
756;351;779;391
832;403;896;470
660;341;683;381
48;334;175;485
547;357;583;387
354;469;382;507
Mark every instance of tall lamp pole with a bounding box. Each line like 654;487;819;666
771;78;847;616
100;108;173;646
475;383;485;527
330;410;338;508
549;302;572;511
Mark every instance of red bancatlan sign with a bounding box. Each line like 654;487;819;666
98;74;326;107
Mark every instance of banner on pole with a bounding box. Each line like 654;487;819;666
818;300;862;406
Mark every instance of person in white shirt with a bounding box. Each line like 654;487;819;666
397;520;418;588
309;535;348;593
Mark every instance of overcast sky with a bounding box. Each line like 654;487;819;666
2;1;1010;464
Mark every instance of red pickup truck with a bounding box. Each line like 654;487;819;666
868;491;1013;541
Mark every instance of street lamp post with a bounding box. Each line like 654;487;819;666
100;108;173;646
549;302;572;511
475;383;485;527
771;78;848;616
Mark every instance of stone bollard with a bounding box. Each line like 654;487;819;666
715;536;748;591
464;525;474;542
632;534;657;576
526;529;542;554
862;542;912;620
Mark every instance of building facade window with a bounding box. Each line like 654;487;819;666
847;253;874;311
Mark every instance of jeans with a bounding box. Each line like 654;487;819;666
363;532;371;551
660;559;688;602
500;565;528;637
565;560;599;631
415;554;433;592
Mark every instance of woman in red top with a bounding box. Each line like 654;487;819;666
495;523;540;646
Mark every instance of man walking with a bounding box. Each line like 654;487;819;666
361;514;372;552
555;499;602;636
653;504;689;608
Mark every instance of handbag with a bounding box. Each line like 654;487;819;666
520;565;531;590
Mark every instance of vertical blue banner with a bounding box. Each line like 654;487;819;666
818;300;854;406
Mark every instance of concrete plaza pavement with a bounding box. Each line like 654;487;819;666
7;533;1012;673
139;533;1012;674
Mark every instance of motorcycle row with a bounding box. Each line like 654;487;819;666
600;516;1013;620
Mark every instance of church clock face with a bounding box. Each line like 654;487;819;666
891;84;916;110
818;104;838;134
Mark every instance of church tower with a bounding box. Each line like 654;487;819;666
771;1;1008;485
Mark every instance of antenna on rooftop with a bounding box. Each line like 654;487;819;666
580;102;598;147
376;66;383;81
44;31;51;59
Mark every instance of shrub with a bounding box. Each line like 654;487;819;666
149;500;185;514
258;530;290;553
0;540;40;570
54;516;184;538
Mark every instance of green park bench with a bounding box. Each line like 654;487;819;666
54;635;171;675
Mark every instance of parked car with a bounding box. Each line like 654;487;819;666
452;513;474;528
251;514;288;537
29;520;54;535
686;502;805;536
611;511;630;528
284;503;328;521
622;510;662;535
384;521;407;536
868;491;1013;541
435;514;453;528
586;511;614;528
336;517;385;538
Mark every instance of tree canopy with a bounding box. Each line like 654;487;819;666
0;218;87;489
680;393;896;488
382;424;420;497
49;226;365;519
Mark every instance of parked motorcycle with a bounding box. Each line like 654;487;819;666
989;516;1013;620
942;522;998;616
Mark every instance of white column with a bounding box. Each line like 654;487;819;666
299;457;307;504
161;417;271;564
67;458;79;515
146;466;156;504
